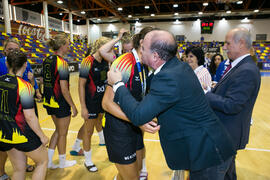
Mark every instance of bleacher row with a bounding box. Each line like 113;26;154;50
0;31;269;64
0;31;89;64
253;44;270;62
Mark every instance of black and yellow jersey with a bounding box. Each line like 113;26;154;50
0;74;34;144
79;55;108;104
43;55;69;108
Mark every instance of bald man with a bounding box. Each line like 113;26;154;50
107;30;236;179
206;28;261;179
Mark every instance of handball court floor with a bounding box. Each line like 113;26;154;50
4;72;270;180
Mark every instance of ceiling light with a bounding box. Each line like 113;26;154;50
118;7;123;11
128;15;132;18
81;11;86;14
173;19;182;24
173;4;178;8
135;21;142;26
57;0;63;4
226;10;231;14
254;9;259;13
241;17;250;23
236;1;243;4
174;12;179;16
203;2;208;6
150;14;155;16
198;12;203;15
145;6;150;9
59;12;63;15
77;19;80;22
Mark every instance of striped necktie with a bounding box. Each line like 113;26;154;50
221;62;232;78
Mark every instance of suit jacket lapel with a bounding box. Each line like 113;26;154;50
213;56;251;91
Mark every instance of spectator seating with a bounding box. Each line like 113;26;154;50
0;31;89;65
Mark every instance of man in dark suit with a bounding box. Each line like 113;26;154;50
107;30;236;179
206;28;261;180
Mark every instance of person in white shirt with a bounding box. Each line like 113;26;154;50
186;46;212;93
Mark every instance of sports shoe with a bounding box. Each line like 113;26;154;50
70;148;84;156
139;171;148;180
59;160;77;168
48;162;59;169
84;162;98;172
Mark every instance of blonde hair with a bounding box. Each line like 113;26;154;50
121;32;132;44
3;38;20;56
46;34;68;51
90;36;111;55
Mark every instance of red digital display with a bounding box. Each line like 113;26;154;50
201;20;214;34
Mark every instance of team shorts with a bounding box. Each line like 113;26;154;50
0;129;42;152
103;113;144;164
45;105;71;118
86;101;104;119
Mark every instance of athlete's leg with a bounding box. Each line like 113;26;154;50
7;149;26;180
0;152;8;176
55;115;76;168
83;115;97;172
48;115;58;168
25;145;48;180
48;115;58;150
115;162;139;180
136;149;143;174
94;113;105;145
71;124;84;153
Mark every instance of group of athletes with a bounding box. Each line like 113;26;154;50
0;27;155;180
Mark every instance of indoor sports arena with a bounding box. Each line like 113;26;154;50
0;0;269;180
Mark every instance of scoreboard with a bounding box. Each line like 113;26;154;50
201;20;214;34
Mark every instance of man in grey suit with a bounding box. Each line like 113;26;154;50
107;30;235;179
206;28;261;180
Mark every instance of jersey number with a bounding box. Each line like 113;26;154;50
44;64;51;81
0;88;9;113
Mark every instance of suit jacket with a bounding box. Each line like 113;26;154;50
206;55;261;150
114;57;235;171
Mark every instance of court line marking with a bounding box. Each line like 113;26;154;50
245;147;270;152
41;127;270;152
39;116;51;124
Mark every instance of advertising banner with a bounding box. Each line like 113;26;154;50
11;20;59;41
15;6;41;25
262;62;270;70
48;16;63;31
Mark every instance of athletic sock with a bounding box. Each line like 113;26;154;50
47;149;58;169
84;150;93;166
72;138;82;152
141;158;147;172
84;150;98;171
48;148;55;164
98;130;105;144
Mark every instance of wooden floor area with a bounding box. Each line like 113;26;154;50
4;72;270;180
